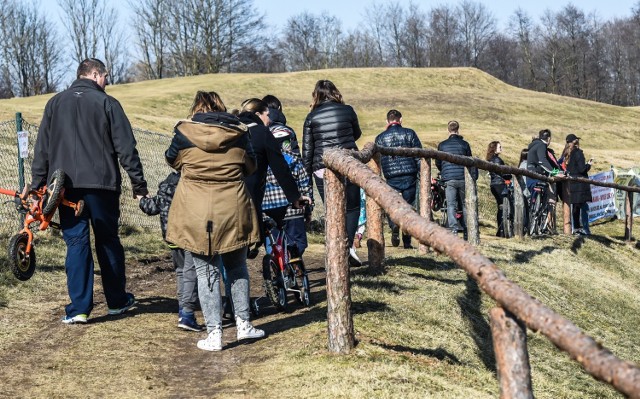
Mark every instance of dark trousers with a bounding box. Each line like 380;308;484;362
387;179;416;247
173;248;199;313
314;175;360;247
490;184;506;236
59;189;129;317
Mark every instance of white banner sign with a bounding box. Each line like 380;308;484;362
587;170;617;222
17;130;28;159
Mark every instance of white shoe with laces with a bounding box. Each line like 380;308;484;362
197;326;223;351
235;316;265;340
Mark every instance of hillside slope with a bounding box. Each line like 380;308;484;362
1;67;638;168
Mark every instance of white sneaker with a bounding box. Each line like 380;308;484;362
348;247;362;267
236;317;265;340
197;326;223;351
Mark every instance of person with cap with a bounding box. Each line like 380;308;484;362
560;133;593;235
436;120;477;239
374;109;423;248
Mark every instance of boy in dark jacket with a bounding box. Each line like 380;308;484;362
139;171;203;332
375;109;422;248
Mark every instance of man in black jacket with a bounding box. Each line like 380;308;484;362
436;121;477;237
32;58;148;324
375;110;422;248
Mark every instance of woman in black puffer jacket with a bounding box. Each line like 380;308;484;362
486;141;510;237
302;80;362;265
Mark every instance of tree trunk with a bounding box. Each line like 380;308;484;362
324;169;354;353
366;153;385;273
465;167;479;245
625;192;634;242
490;307;534;399
563;202;572;235
513;177;524;240
419;158;432;254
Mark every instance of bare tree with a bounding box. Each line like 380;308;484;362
0;0;62;97
401;2;429;67
362;2;388;66
509;9;539;89
58;0;130;83
457;0;497;68
427;4;460;67
129;0;171;80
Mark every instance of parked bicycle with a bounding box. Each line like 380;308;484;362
528;181;553;236
431;175;463;231
500;177;515;238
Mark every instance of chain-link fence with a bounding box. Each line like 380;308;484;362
1;115;506;239
0;117;172;237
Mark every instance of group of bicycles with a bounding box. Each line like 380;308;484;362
430;174;554;238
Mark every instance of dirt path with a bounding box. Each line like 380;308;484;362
0;245;330;398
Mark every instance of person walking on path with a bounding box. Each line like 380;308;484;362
165;91;265;351
561;134;593;235
302;79;363;266
31;58;148;324
436;120;477;239
139;171;204;331
374;109;422;249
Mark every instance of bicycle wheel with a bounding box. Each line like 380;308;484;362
528;195;541;236
502;196;513;238
9;233;36;281
292;260;311;306
42;169;65;217
262;255;287;311
439;208;448;228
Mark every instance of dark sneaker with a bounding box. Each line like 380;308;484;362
62;314;88;324
108;293;136;315
178;311;205;332
403;244;414;250
391;226;400;247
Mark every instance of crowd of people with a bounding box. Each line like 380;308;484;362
30;58;594;352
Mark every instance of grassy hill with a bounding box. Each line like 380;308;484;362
1;67;638;169
0;68;639;398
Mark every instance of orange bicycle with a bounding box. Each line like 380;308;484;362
0;169;83;280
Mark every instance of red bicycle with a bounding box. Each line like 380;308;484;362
257;215;310;313
0;169;83;280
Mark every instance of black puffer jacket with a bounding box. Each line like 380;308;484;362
488;155;511;186
302;101;362;176
374;123;422;179
32;79;147;196
436;134;477;181
139;171;180;240
565;148;592;204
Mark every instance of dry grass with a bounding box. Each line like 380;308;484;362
0;68;639;398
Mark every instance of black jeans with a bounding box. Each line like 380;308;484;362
490;184;506;235
314;175;360;248
387;178;417;247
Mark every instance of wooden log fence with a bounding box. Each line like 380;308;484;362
322;144;640;397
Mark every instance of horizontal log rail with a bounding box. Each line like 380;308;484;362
377;145;640;194
323;146;640;398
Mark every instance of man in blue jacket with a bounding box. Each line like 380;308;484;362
436;120;477;238
375;110;422;249
32;58;148;324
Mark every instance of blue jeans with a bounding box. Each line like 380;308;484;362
59;189;129;317
189;248;250;332
571;203;591;234
444;180;467;233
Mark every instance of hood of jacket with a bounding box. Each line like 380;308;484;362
268;107;287;125
175;112;247;152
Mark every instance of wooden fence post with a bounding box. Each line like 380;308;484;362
366;153;385;272
625;191;634;242
563;202;572;235
513;177;525;240
324;169;355;354
490;307;534;399
465;166;480;245
419;158;432;254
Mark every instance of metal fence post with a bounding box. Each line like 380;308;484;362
15;112;24;191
